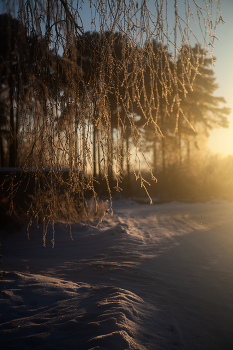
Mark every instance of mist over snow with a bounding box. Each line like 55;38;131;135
1;199;233;349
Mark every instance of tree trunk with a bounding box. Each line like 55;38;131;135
15;85;20;166
178;131;182;166
160;103;166;174
187;138;190;166
120;126;124;175
0;135;4;167
69;132;73;170
82;122;86;172
93;125;97;178
97;129;101;180
74;102;78;169
108;128;113;185
9;86;16;167
126;125;130;183
153;136;157;175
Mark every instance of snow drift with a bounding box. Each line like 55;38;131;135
1;199;233;349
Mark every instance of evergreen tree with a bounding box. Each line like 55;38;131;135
177;45;230;162
0;0;226;224
142;44;230;173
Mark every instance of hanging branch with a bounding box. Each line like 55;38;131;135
0;0;225;226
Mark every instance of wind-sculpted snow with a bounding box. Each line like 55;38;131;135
0;273;153;349
1;200;233;349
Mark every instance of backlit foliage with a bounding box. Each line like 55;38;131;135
0;0;225;228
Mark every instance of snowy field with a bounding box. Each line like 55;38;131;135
1;199;233;349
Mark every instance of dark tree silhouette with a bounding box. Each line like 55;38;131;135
0;0;226;225
177;45;230;162
142;44;230;173
0;14;27;167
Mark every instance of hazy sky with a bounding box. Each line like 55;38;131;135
205;0;233;156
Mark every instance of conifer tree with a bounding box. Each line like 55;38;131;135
177;45;230;162
0;0;226;223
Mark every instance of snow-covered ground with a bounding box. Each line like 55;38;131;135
1;199;233;349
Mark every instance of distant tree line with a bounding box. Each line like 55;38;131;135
0;0;229;227
0;14;230;182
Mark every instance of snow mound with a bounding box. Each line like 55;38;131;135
1;200;233;349
0;272;153;350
